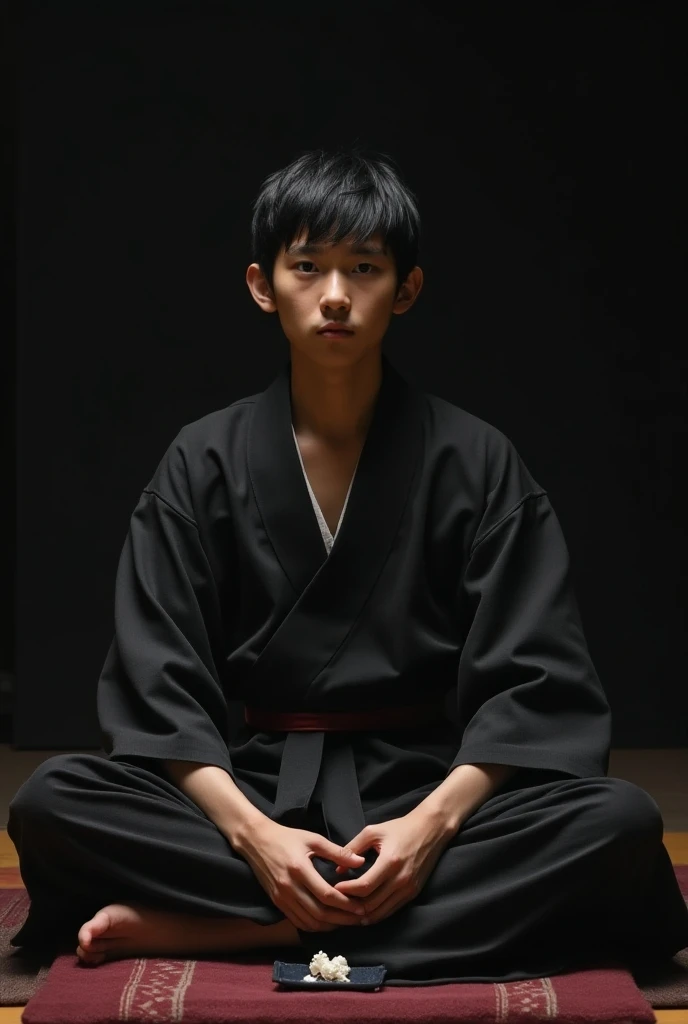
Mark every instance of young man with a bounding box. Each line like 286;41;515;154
8;149;688;984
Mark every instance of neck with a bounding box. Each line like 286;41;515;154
289;348;383;445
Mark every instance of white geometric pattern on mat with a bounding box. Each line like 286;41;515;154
119;957;197;1021
495;976;559;1019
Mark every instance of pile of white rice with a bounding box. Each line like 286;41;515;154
302;950;351;983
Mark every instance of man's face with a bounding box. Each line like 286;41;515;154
267;232;401;367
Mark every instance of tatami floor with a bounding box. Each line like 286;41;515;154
0;747;687;1023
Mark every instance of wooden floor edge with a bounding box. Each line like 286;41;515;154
665;833;688;864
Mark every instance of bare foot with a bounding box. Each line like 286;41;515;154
76;903;299;965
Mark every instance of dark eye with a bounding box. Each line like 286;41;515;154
355;263;376;274
295;261;317;273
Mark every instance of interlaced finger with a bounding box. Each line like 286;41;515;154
355;874;404;915
334;856;393;898
364;887;413;925
294;882;366;928
302;861;366;915
271;895;317;933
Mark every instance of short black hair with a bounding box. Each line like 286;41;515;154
250;147;420;292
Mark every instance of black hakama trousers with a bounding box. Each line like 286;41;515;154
7;753;688;984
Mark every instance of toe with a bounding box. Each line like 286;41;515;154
76;945;105;965
78;908;112;949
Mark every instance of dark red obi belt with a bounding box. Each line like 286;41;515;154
244;703;447;732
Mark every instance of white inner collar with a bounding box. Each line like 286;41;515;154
291;424;361;554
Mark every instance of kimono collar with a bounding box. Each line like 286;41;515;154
247;352;426;601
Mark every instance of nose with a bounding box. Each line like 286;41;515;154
320;271;351;314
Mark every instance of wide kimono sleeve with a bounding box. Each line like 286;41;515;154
447;438;612;781
97;472;235;778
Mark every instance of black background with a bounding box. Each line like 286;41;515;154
5;3;686;747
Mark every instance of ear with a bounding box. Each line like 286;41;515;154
392;266;424;315
246;263;277;313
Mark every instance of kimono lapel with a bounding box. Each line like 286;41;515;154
247;360;329;595
246;353;426;708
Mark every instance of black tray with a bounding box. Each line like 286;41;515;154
272;959;387;991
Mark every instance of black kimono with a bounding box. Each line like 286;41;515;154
8;354;688;982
